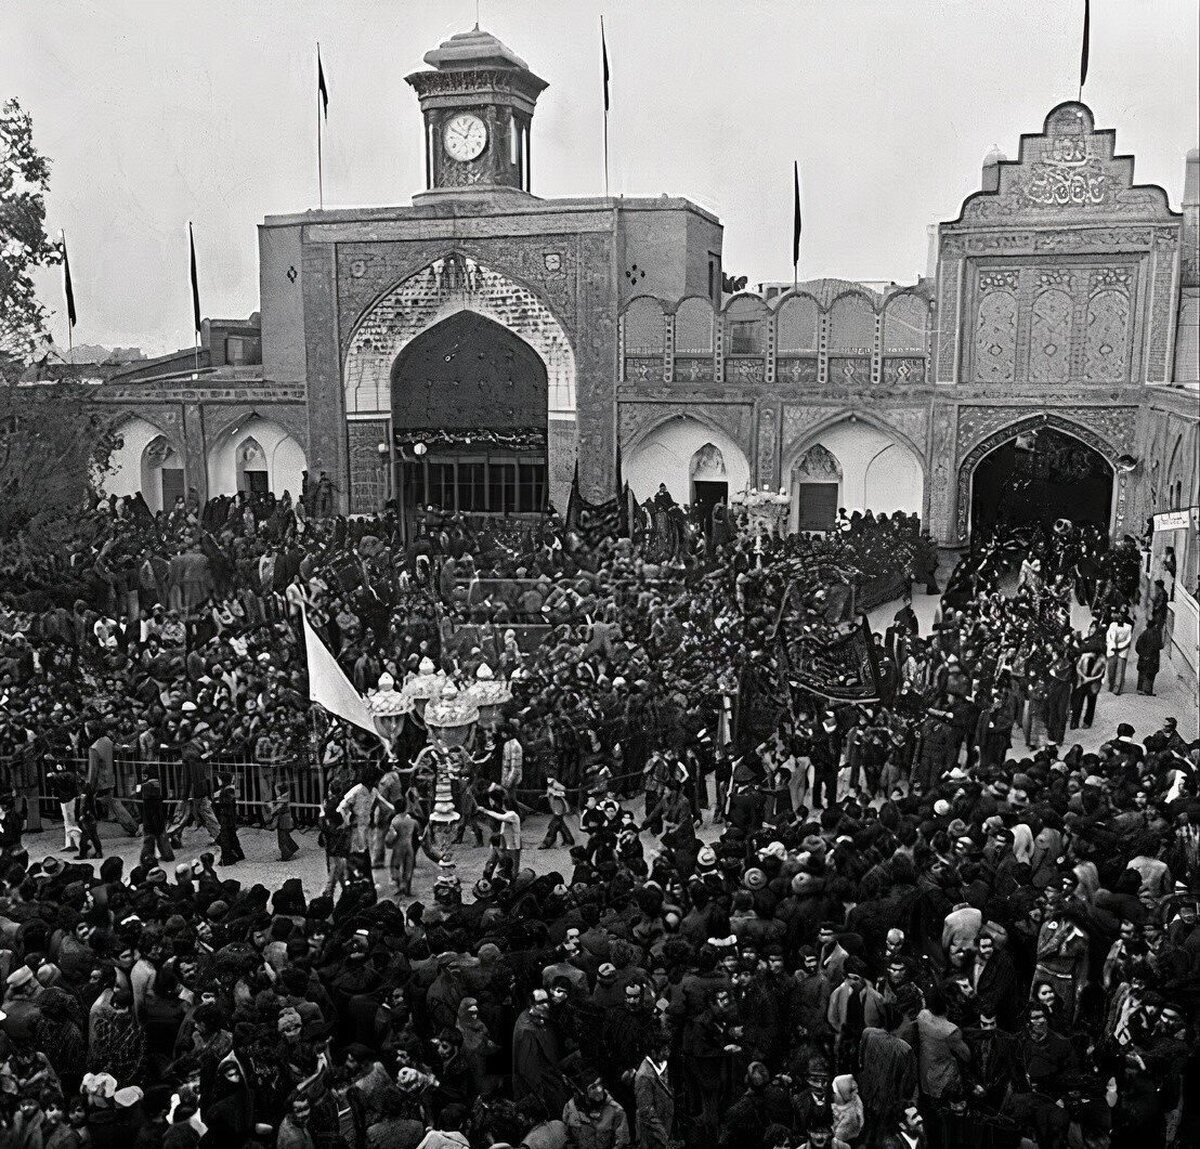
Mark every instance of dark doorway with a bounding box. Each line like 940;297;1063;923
692;479;728;530
161;468;185;510
244;470;269;497
970;427;1113;538
797;482;839;531
392;311;548;518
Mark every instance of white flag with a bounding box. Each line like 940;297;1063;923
301;608;378;736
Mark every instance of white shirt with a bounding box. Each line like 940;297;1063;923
1105;620;1132;657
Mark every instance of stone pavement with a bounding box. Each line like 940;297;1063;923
23;588;1196;909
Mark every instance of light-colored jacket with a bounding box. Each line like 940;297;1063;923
1105;620;1132;658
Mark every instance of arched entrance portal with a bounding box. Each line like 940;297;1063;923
237;437;268;496
142;436;184;514
624;416;751;506
792;444;843;531
689;443;728;523
391;311;549;516
969;426;1114;538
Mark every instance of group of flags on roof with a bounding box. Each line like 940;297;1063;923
52;5;1096;348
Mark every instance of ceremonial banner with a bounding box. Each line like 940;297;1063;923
566;463;623;543
1080;0;1090;92
778;613;882;704
301;608;378;735
60;231;77;328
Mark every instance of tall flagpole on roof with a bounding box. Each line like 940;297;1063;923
1078;0;1090;103
317;43;329;208
189;222;201;376
601;16;611;197
60;230;76;360
792;162;802;290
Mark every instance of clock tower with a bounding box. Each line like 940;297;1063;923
406;26;547;199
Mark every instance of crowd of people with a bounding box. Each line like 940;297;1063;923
0;486;1197;1148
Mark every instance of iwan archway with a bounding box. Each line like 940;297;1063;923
343;253;577;515
390;311;549;516
959;415;1118;542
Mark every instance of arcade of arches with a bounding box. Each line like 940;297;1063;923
101;414;308;514
967;426;1115;539
390;311;549;517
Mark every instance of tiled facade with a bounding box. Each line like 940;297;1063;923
90;29;1197;589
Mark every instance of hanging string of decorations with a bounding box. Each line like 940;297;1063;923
393;427;547;451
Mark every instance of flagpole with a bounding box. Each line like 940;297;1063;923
189;221;200;376
603;100;610;198
1078;0;1090;103
792;160;801;290
60;230;73;360
601;17;610;197
317;42;325;209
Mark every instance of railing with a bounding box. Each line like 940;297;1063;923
30;755;327;825
25;755;655;831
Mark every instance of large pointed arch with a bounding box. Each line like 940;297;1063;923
343;252;576;422
623;414;751;504
781;410;925;525
955;412;1120;541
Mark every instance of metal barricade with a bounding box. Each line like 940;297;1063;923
34;755;327;825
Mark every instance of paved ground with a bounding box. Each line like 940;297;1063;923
23;586;1197;908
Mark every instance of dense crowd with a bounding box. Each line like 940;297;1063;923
0;489;1196;1149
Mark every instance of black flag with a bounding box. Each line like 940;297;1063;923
1080;0;1090;91
188;222;201;334
318;44;329;118
601;19;610;112
60;231;76;328
792;161;802;269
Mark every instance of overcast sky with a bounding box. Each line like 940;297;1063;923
6;0;1198;356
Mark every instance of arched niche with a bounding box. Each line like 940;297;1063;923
827;293;877;353
625;415;750;505
675;297;715;354
101;416;173;506
882;293;929;353
722;294;769;355
207;414;308;500
622;297;667;355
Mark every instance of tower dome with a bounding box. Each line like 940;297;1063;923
407;26;546;199
422;25;537;74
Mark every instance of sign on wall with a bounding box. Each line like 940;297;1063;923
1153;509;1194;532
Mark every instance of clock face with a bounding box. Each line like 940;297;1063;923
444;113;487;162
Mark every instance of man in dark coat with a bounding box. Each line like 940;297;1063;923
633;1032;674;1149
167;740;220;846
1135;622;1163;696
511;995;569;1117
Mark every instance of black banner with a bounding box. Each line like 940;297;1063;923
778;612;882;705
